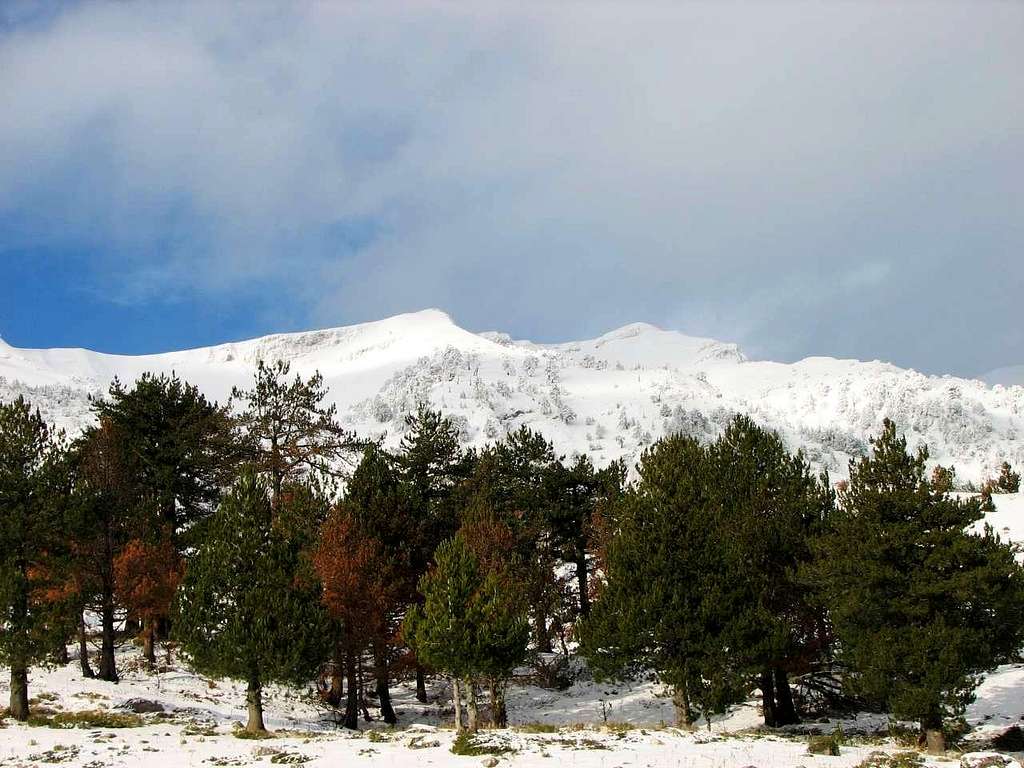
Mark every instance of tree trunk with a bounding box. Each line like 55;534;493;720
358;657;371;722
245;674;266;733
466;678;479;733
97;590;118;682
489;678;508;728
673;682;694;728
375;649;397;725
533;605;552;654
142;619;157;670
325;644;344;708
452;677;464;732
55;640;69;665
773;667;799;726
343;647;359;730
575;547;590;617
9;663;29;721
921;716;945;754
759;669;778;727
415;665;427;704
78;612;95;679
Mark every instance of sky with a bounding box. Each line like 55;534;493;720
0;1;1021;377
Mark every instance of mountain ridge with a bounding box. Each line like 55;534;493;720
1;308;1021;483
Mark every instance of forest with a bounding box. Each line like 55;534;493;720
1;360;1022;755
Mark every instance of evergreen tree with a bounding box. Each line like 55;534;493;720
397;407;472;700
581;435;720;726
232;360;357;499
174;469;327;733
706;416;829;726
343;444;420;724
404;534;528;732
0;397;67;721
583;418;829;727
996;461;1020;493
93;372;239;546
547;456;625;619
809;420;1024;752
67;419;139;682
113;530;181;669
493;427;562;653
313;506;396;729
930;465;956;495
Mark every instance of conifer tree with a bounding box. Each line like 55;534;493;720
342;444;420;724
493;427;562;653
397;407;472;700
68;419;139;682
809;420;1024;752
581;435;719;726
113;530;181;669
706;416;829;727
583;419;829;727
174;469;327;733
93;372;239;546
232;360;357;499
404;534;528;732
0;397;67;721
996;461;1020;493
313;506;396;729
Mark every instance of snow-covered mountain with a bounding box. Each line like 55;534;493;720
2;309;1022;482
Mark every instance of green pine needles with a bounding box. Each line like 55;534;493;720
173;468;327;733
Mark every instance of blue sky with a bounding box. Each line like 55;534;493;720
0;1;1021;375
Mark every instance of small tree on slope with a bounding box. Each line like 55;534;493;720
0;397;67;721
174;469;327;733
808;419;1024;753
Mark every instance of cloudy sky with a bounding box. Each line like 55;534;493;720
0;1;1020;376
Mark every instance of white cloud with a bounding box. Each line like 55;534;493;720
0;0;1021;374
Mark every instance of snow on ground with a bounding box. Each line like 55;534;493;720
2;649;1022;767
3;309;1024;483
981;493;1024;552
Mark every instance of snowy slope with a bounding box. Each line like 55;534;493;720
2;309;1023;482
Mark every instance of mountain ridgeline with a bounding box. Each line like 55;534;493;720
1;309;1021;483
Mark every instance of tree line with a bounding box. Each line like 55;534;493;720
1;362;1021;753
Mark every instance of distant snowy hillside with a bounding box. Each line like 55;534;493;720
2;309;1022;482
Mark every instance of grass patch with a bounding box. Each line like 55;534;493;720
28;710;145;729
451;730;517;756
516;722;559;733
808;734;841;756
855;751;924;768
233;727;276;740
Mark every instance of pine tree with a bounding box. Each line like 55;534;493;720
174;469;327;733
113;530;181;669
493;427;562;653
809;420;1024;752
996;461;1020;493
93;372;239;546
67;419;139;682
404;534;528;732
582;418;830;727
397;407;472;701
0;397;68;720
232;360;357;499
706;416;829;726
313;506;396;729
343;445;420;724
580;435;720;726
547;455;625;619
